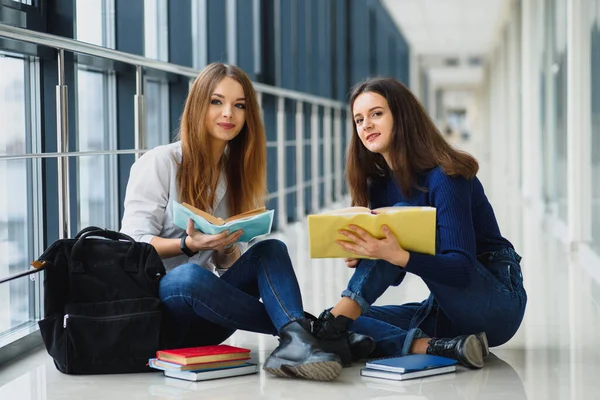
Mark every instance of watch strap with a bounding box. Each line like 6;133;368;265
180;233;198;257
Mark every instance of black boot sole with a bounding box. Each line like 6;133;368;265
458;334;484;369
477;332;489;357
263;356;342;381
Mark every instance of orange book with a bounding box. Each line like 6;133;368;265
149;358;249;371
156;344;251;366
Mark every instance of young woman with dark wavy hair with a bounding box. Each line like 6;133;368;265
312;77;527;369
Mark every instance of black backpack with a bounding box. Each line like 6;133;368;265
36;227;166;374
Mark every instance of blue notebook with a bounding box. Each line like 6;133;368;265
360;365;456;381
365;354;457;373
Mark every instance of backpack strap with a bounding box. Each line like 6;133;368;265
70;230;139;273
74;226;103;239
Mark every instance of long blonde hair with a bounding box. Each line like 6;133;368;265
177;63;267;215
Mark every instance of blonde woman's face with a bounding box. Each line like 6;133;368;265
352;91;394;158
205;77;247;144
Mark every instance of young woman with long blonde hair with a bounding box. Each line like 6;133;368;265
120;63;345;381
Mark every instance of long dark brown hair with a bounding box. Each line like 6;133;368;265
177;63;267;215
347;77;478;206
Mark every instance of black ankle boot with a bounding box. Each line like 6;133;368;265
426;333;484;369
311;310;375;367
263;319;342;381
476;332;490;357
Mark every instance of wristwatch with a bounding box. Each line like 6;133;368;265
180;233;198;257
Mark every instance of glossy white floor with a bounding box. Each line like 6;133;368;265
1;201;600;400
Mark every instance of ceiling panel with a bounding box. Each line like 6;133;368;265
381;0;509;57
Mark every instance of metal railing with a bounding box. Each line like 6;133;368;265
0;22;352;239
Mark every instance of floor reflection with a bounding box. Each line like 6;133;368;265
1;201;600;399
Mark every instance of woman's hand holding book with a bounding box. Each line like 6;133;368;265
345;258;359;268
336;224;410;267
185;218;244;252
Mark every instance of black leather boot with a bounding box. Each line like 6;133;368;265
426;333;484;369
476;332;490;357
263;319;343;381
311;310;375;367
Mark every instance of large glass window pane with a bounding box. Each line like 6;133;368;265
192;0;208;69
538;0;547;202
0;56;35;333
145;78;170;148
144;0;168;61
144;0;170;149
76;0;105;46
76;69;115;230
75;0;117;230
592;1;600;252
554;0;568;221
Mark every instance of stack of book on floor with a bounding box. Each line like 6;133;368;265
149;344;258;382
360;354;458;381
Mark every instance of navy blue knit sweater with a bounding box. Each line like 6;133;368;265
369;166;513;288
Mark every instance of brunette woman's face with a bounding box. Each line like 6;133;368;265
352;91;394;159
206;77;247;144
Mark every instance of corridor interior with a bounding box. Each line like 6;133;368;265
0;197;599;400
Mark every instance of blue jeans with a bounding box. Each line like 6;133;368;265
159;239;305;349
343;247;527;357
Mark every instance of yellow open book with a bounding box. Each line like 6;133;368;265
307;206;436;258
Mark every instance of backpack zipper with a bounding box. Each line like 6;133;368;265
62;310;159;328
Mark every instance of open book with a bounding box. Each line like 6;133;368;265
173;201;274;243
307;206;436;258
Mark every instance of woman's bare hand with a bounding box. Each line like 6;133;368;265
336;224;410;267
345;258;359;268
186;219;244;252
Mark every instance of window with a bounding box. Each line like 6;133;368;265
75;0;118;231
76;69;118;231
75;0;107;47
191;0;208;69
591;0;600;252
144;0;168;61
144;0;170;148
0;55;40;337
145;78;170;148
553;0;568;221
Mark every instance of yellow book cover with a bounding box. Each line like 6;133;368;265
307;206;436;258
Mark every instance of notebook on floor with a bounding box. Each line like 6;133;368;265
163;363;258;382
361;354;457;381
366;354;457;373
360;365;456;381
149;358;249;372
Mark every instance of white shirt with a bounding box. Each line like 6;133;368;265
120;141;244;274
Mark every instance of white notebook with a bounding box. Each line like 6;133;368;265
360;365;456;381
164;363;258;382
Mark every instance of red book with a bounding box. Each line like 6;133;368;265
156;345;251;366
